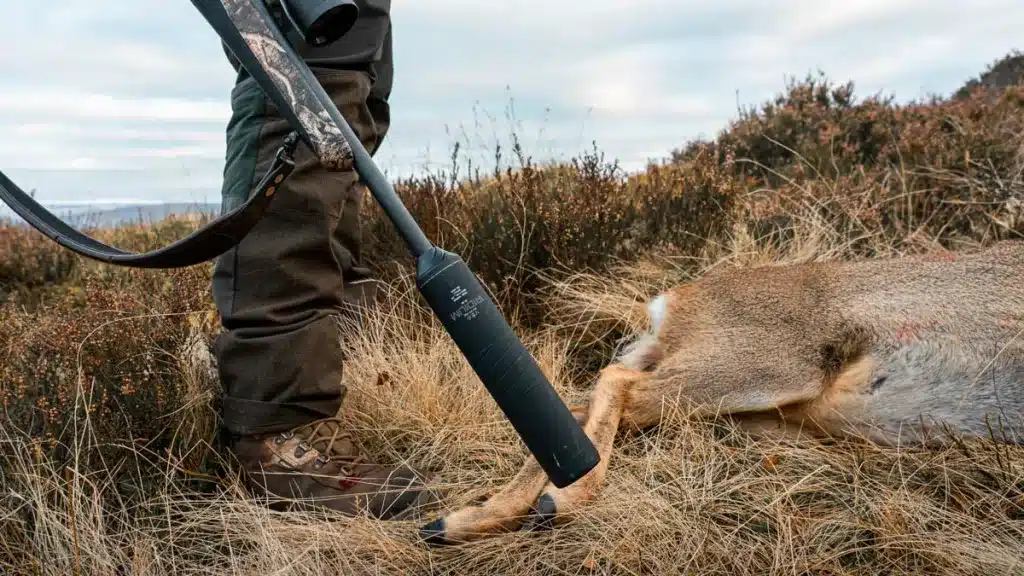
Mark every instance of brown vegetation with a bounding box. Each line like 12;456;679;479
1;59;1023;574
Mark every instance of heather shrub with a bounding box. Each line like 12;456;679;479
0;216;217;309
670;71;1024;255
358;71;1024;325
0;220;78;305
360;145;738;324
0;218;222;476
0;237;220;473
954;49;1024;100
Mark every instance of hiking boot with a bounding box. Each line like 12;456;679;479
228;416;439;520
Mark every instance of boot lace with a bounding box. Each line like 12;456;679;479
277;417;368;472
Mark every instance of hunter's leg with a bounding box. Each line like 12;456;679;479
211;65;357;446
213;13;437;520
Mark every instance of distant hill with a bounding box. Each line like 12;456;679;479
0;202;220;229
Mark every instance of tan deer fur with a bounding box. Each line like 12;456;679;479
418;240;1024;545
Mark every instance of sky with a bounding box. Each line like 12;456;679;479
0;0;1021;208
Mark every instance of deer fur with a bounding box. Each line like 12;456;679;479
418;240;1024;545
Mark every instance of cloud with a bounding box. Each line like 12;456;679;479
0;91;230;122
781;0;927;41
0;0;1021;207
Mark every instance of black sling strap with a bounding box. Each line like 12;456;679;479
0;132;298;269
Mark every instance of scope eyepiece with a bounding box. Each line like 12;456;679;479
279;0;358;47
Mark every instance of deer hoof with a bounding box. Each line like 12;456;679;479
524;492;558;531
418;517;450;546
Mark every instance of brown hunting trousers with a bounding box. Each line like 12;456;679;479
212;1;393;436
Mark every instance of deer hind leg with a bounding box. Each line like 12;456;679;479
522;344;864;529
418;403;589;545
418;364;654;545
526;364;655;529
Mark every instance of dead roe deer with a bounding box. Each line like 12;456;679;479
418;240;1024;545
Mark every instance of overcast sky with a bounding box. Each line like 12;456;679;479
0;0;1021;208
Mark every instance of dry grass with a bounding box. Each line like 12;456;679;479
3;210;1023;575
3;65;1024;574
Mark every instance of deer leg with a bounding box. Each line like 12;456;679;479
526;364;653;528
526;343;847;528
418;403;589;545
419;340;839;542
